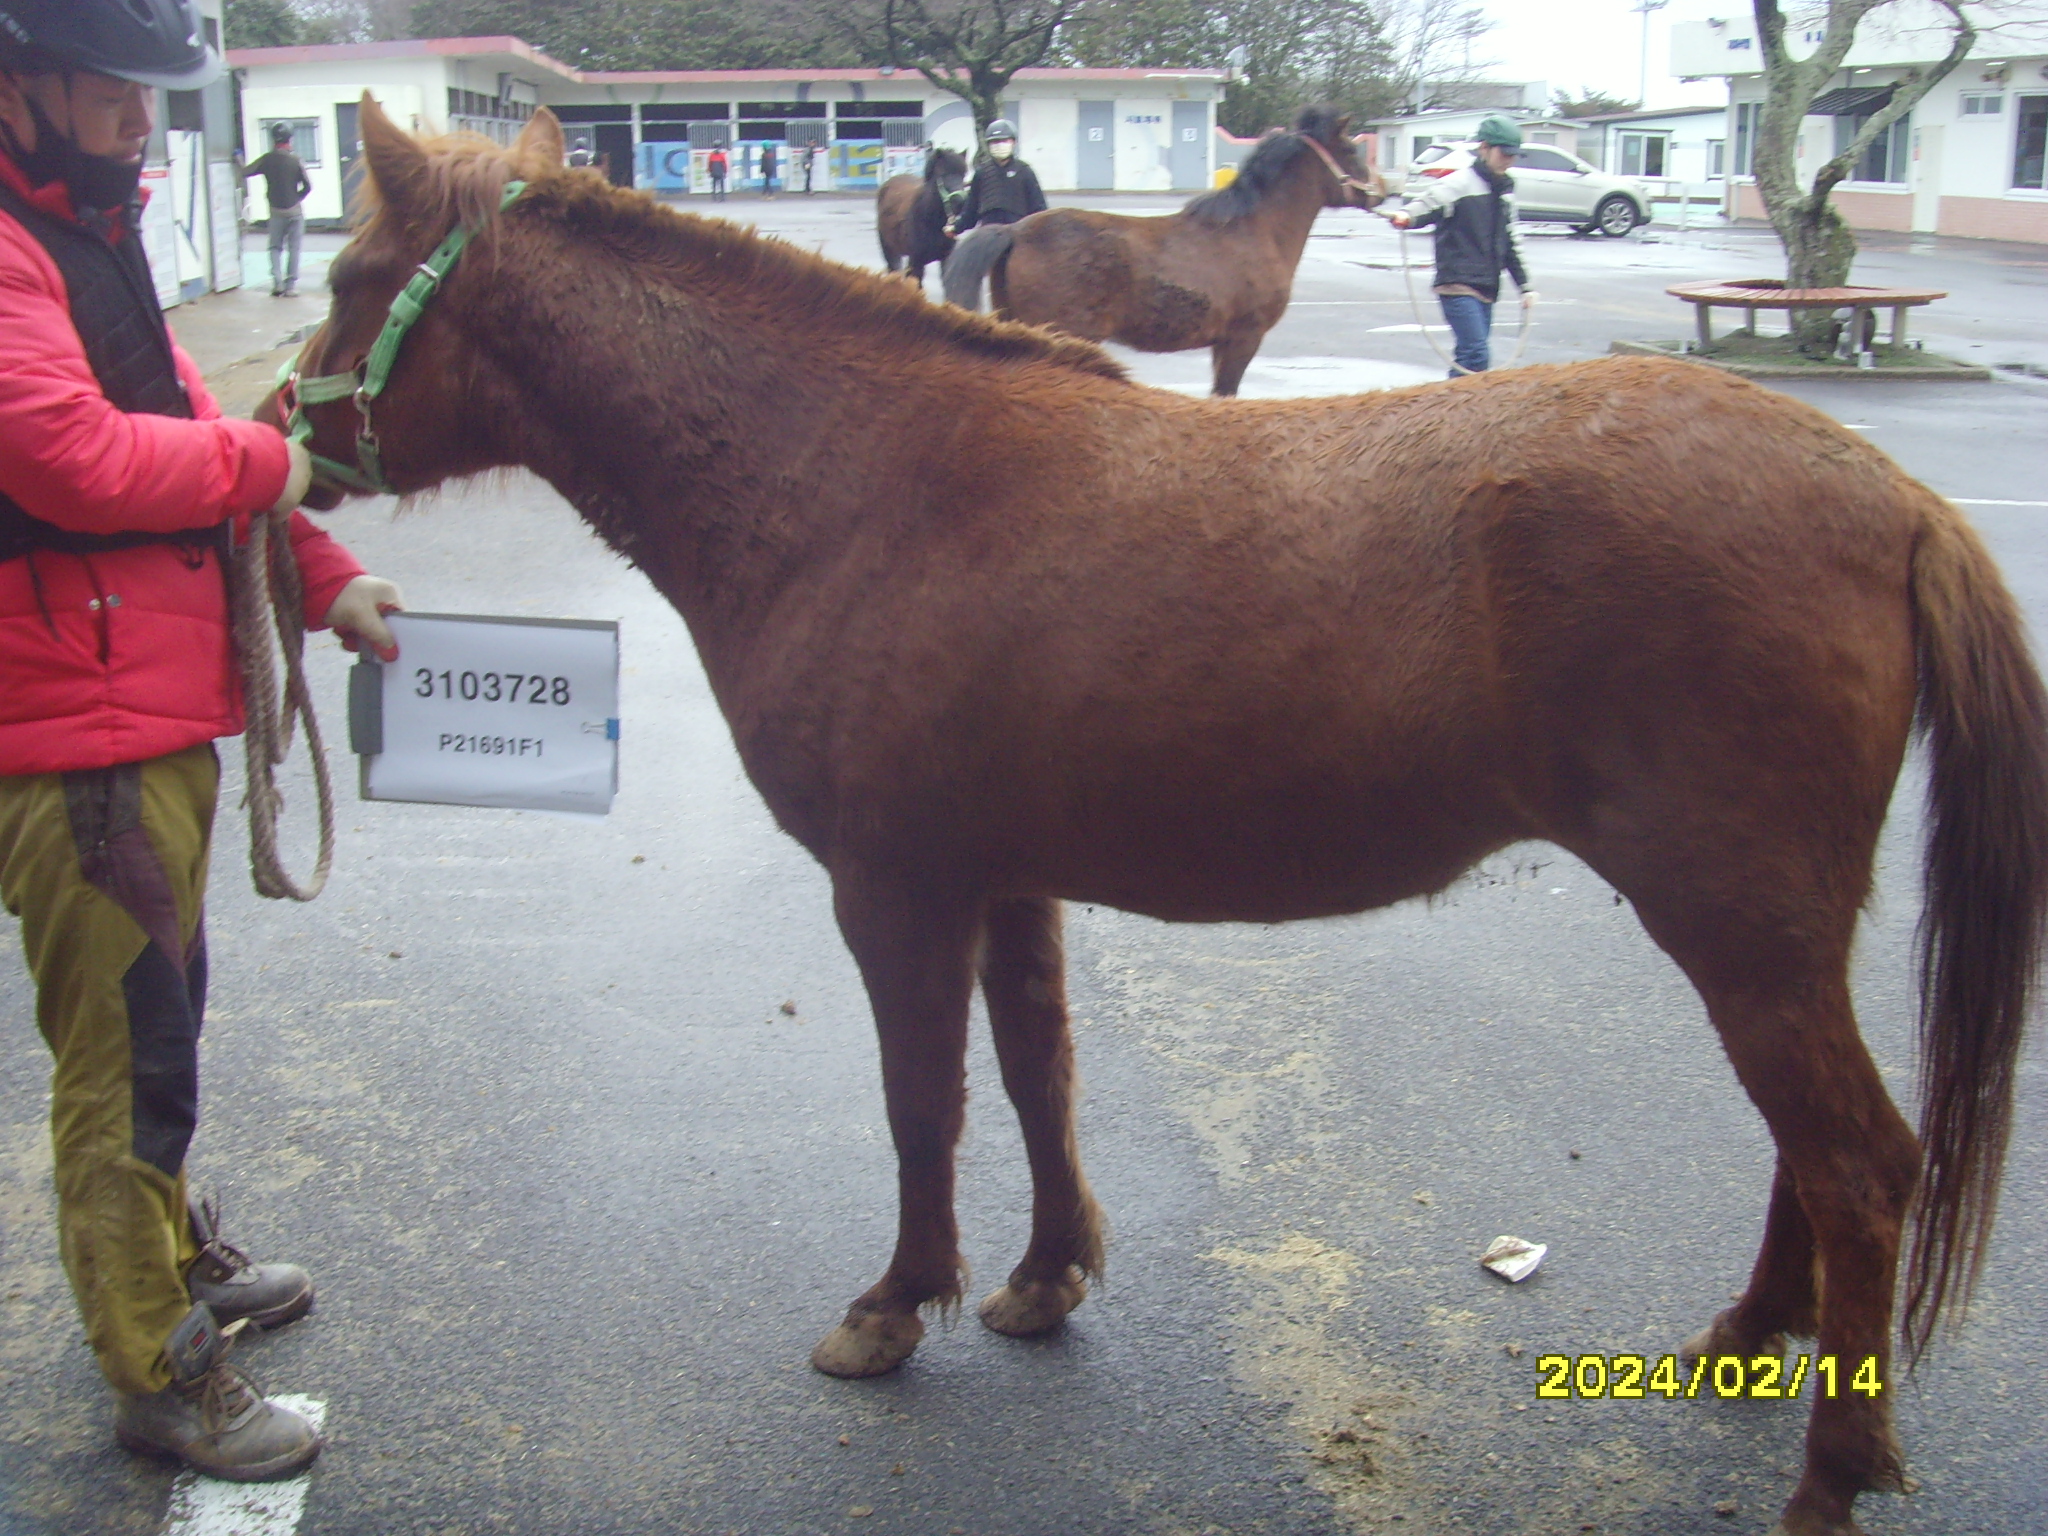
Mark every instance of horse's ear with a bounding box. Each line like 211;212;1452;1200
1336;114;1354;138
359;92;427;213
516;107;566;172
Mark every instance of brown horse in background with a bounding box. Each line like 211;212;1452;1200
284;100;2048;1536
942;105;1385;394
877;147;967;289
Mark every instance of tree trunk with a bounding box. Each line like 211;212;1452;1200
1774;193;1858;351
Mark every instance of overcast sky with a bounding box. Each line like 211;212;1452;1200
1476;0;1731;110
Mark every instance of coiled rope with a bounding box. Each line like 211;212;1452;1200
1394;221;1532;376
229;510;334;901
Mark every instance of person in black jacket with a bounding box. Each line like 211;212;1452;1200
243;121;312;297
1389;114;1536;375
949;119;1045;234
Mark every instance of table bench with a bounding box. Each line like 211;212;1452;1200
1665;279;1947;360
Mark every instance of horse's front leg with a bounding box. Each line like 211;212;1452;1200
976;897;1104;1338
1210;320;1266;397
810;878;981;1379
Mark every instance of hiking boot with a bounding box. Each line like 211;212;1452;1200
115;1304;321;1481
185;1194;315;1331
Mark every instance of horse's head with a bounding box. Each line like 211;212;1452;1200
1294;105;1386;211
266;93;565;509
927;147;969;215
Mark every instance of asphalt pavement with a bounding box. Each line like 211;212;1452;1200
1;196;2044;1536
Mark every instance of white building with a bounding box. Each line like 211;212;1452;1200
1360;83;1582;178
1575;103;1730;209
1671;3;2048;242
226;37;1229;222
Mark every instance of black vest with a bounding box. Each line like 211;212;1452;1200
0;177;217;564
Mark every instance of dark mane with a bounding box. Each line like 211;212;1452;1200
1183;104;1346;226
361;134;1127;384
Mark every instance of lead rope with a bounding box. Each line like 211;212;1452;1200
230;510;335;901
1394;220;1532;375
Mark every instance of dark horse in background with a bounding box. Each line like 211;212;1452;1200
877;147;967;289
942;105;1385;394
282;99;2048;1536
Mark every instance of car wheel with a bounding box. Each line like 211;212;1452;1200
1595;196;1638;238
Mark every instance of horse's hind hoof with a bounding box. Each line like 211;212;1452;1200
811;1310;924;1378
1680;1308;1786;1365
978;1271;1087;1338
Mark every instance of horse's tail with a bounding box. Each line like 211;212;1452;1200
942;225;1015;311
1903;496;2048;1360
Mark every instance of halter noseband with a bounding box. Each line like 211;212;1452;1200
277;179;527;495
1298;135;1379;200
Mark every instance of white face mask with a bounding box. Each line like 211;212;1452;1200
990;141;1015;160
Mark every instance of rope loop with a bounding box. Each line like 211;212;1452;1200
230;510;335;902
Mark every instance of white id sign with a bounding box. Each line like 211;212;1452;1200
348;613;619;814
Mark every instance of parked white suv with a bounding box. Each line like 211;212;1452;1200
1404;141;1648;237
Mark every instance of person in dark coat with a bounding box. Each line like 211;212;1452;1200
243;120;311;296
1388;113;1536;375
949;118;1045;234
759;141;777;198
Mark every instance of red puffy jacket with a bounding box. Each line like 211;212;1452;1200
0;154;363;777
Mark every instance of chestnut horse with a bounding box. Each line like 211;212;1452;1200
285;100;2048;1536
876;147;967;288
941;105;1386;395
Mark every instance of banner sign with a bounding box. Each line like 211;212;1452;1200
348;612;619;814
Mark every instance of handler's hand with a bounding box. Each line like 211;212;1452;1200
324;575;404;662
272;438;313;515
1521;289;1538;311
1387;210;1411;229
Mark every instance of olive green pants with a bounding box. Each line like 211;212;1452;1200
0;745;216;1395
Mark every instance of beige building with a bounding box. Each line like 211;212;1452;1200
1671;3;2048;242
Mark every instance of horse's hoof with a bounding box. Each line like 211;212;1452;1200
810;1311;924;1379
1680;1310;1785;1365
978;1272;1087;1338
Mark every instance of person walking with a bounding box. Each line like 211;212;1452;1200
242;120;311;297
0;0;405;1482
801;142;817;195
1387;114;1535;376
759;141;777;198
707;142;728;201
949;119;1045;235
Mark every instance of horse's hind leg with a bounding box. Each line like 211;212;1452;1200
811;878;980;1379
975;897;1104;1338
1627;886;1918;1535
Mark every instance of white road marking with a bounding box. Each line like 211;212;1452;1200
159;1396;326;1536
1952;498;2048;508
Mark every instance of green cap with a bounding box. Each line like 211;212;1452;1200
1475;114;1524;150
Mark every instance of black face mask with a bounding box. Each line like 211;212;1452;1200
8;90;144;213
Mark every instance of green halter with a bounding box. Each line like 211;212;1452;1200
277;179;527;495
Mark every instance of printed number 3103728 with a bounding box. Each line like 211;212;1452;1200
414;669;572;706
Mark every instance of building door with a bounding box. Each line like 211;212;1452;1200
336;101;365;223
1076;100;1114;190
593;123;634;188
1170;100;1207;189
1911;123;1942;232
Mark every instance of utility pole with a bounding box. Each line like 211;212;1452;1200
1633;0;1669;105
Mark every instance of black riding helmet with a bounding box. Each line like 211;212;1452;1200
0;0;222;90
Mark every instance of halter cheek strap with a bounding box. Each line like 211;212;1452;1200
1299;136;1379;200
278;179;527;495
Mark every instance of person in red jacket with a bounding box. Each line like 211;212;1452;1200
0;0;401;1482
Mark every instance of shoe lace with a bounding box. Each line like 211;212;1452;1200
191;1325;265;1433
192;1195;256;1280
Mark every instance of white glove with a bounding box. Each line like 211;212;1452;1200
272;438;313;514
323;575;404;662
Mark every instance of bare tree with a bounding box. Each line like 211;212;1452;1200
1379;0;1496;109
842;0;1081;145
1750;0;1974;332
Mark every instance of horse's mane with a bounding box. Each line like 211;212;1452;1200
1183;104;1346;226
357;131;1127;384
925;147;967;181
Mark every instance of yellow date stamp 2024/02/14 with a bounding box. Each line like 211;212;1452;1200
1535;1353;1885;1402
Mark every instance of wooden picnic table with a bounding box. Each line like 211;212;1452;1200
1666;278;1947;353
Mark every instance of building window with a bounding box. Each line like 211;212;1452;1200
2015;95;2047;189
1733;102;1759;175
1959;91;2003;117
1411;134;1432;161
259;117;320;165
1619;132;1669;176
1706;138;1726;177
1837;110;1909;183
